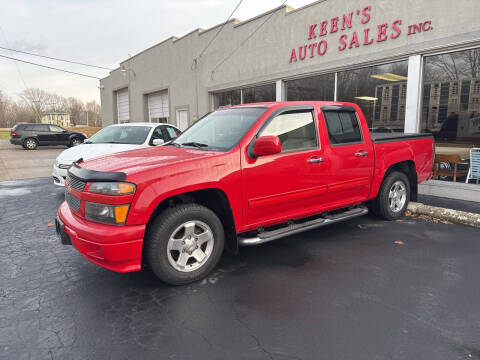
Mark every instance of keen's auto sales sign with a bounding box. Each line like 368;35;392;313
289;5;433;63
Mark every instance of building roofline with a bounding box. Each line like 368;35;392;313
199;18;241;36
111;2;299;70
285;0;327;16
233;4;292;28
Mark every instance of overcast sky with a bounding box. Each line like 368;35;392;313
0;0;314;103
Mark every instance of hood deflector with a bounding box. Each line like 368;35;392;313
68;163;127;182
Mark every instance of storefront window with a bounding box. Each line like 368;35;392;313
337;61;408;132
421;48;480;147
213;84;275;109
214;89;241;108
285;73;335;101
242;83;276;104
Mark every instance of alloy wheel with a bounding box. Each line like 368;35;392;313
388;180;407;213
166;220;214;272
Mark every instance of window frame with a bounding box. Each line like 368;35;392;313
321;106;364;147
248;105;319;156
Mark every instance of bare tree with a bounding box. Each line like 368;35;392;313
0;88;101;128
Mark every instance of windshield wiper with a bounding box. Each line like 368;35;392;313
181;142;209;149
83;140;92;144
167;142;182;147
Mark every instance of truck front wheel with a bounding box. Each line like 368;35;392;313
145;203;224;285
375;171;410;220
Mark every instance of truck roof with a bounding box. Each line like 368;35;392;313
225;101;355;110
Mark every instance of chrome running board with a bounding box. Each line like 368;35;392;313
238;206;368;246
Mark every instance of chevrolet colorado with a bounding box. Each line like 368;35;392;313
56;102;434;285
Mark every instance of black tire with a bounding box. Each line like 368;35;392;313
69;137;83;147
145;203;224;285
23;138;38;150
375;171;410;220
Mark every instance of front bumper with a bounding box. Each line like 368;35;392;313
57;202;145;273
52;165;67;186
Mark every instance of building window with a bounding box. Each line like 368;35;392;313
336;60;408;132
242;83;275;104
213;83;275;109
421;48;480;148
213;89;241;108
285;73;335;101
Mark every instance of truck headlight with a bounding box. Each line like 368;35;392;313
88;182;136;195
85;202;130;225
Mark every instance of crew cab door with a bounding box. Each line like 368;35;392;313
320;106;374;205
242;106;328;227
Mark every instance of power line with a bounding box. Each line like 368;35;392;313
196;0;244;61
0;26;41;121
0;53;102;79
211;0;287;78
0;45;114;70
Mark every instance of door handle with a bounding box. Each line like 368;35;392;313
355;151;368;157
307;157;323;164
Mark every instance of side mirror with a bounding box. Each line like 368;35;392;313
152;138;165;146
253;136;281;157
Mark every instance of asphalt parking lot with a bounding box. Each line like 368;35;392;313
1;178;480;360
0;139;64;182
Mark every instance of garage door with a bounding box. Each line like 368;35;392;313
116;88;130;123
148;91;169;122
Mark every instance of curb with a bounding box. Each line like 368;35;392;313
407;202;480;228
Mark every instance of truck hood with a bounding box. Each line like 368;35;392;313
77;145;223;175
57;143;143;163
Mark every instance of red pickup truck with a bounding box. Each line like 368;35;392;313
56;102;434;284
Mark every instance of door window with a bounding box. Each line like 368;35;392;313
49;125;64;133
259;111;317;152
323;111;362;145
165;126;180;139
151;126;169;143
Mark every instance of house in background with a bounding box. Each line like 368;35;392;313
41;112;71;127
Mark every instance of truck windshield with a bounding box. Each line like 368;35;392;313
86;126;151;145
171;107;267;151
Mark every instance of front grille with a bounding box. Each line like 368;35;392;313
66;174;86;191
65;191;81;212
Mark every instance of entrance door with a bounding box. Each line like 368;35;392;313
320;107;374;206
176;109;189;131
242;107;328;227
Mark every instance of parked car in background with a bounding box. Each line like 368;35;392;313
56;101;434;285
52;122;181;186
10;123;87;150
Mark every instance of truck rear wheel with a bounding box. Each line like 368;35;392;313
145;203;224;285
375;171;410;220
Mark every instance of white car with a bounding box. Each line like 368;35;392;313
52;122;181;186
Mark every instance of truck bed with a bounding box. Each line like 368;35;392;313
370;132;433;144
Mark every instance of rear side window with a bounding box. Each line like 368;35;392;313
260;111;317;152
323;111;362;145
33;124;47;131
